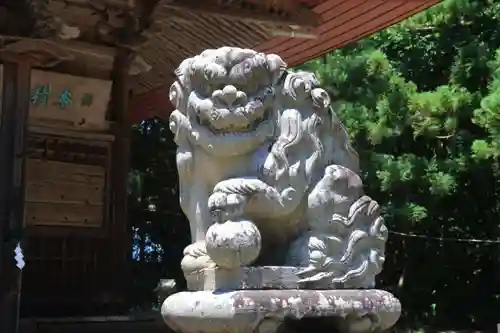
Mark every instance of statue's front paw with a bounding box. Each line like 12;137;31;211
183;241;208;258
181;241;216;289
208;192;228;222
208;191;247;222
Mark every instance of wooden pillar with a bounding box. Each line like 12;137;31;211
108;48;132;310
0;61;32;332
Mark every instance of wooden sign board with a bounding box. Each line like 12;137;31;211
0;66;112;131
24;159;106;228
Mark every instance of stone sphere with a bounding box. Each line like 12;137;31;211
205;219;262;269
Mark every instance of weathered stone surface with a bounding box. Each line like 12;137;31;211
164;47;401;333
161;289;401;333
168;47;389;290
185;266;301;291
205;220;262;269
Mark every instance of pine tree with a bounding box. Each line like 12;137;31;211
299;0;500;329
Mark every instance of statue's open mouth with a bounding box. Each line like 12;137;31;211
187;101;274;156
195;108;271;135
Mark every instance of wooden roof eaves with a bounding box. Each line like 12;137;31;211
163;0;321;32
128;87;172;123
134;5;276;93
127;0;441;123
256;0;351;52
280;0;442;66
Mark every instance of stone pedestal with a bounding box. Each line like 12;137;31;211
161;289;401;333
184;266;301;291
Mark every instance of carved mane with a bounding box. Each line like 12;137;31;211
263;70;359;189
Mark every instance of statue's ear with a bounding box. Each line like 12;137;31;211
311;88;331;110
277;70;289;87
266;54;287;84
174;58;193;87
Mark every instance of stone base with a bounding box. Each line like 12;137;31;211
185;266;301;291
161;289;401;333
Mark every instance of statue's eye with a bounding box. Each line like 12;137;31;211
265;87;274;96
255;96;263;103
242;60;254;75
200;82;212;96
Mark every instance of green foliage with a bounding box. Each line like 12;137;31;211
473;50;500;158
299;0;500;330
128;120;190;309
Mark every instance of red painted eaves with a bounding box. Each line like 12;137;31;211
127;0;441;123
259;0;441;66
128;88;172;124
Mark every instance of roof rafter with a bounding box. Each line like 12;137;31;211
163;0;322;35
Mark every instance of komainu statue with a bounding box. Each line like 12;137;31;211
162;47;401;333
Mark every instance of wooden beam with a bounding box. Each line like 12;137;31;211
57;0;135;10
45;41;151;79
269;29;318;39
108;47;133;311
29;125;116;142
0;60;32;333
0;39;74;68
0;38;150;79
164;0;321;30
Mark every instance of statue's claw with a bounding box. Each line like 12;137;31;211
208;191;247;222
208;192;228;222
210;209;225;223
183;241;208;257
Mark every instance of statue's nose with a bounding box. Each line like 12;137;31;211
221;85;238;106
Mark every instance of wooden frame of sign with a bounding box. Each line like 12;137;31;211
0;0;140;325
23;130;114;237
13;50;133;320
0;66;115;236
0;66;113;132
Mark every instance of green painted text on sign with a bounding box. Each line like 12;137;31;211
29;84;94;110
58;88;73;110
30;85;50;106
